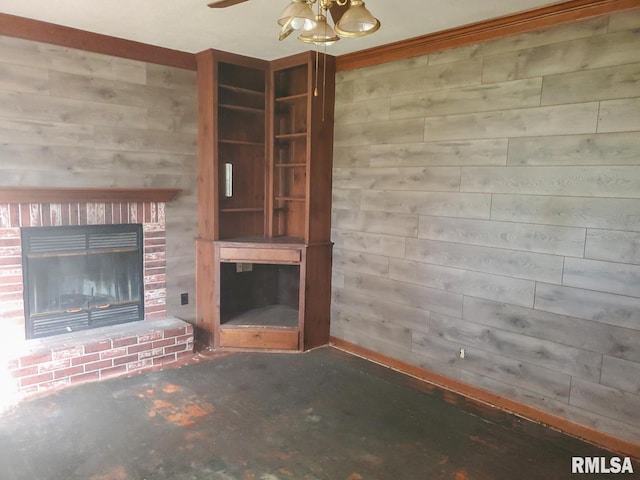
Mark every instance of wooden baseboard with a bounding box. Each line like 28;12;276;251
330;336;640;459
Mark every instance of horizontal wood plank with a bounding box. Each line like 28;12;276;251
0;187;180;204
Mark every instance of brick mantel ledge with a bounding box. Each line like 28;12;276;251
0;187;181;204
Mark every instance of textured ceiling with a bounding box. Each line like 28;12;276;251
0;0;562;60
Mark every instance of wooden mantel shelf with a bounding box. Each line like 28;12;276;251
0;187;181;204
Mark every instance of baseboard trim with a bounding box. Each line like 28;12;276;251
330;336;640;459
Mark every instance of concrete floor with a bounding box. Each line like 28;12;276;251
0;347;628;479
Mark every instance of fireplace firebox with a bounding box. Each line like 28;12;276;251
21;224;144;339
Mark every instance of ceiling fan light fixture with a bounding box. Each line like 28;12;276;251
278;0;317;31
334;0;380;37
298;13;340;45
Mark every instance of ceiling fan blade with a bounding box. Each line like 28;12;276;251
207;0;251;8
328;1;349;24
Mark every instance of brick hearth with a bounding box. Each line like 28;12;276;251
0;192;195;402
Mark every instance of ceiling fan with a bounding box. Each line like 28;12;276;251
207;0;379;45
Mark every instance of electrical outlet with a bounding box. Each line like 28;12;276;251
180;292;189;305
459;348;465;359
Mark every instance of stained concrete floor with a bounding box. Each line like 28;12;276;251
0;347;631;480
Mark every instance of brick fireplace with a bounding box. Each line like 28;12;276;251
0;187;194;404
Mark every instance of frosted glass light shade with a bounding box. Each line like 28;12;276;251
335;0;380;37
278;0;317;31
298;13;340;45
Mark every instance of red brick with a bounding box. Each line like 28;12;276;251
138;331;163;343
84;359;113;372
113;336;138;348
175;334;192;344
20;351;52;368
164;327;186;338
152;353;176;366
70;371;100;384
127;342;153;355
20;372;53;387
53;365;85;379
99;347;127;360
139;347;163;359
165;343;187;354
152;338;175;349
11;365;38;378
177;351;194;362
71;353;100;366
52;346;85;361
85;339;112;353
127;358;153;372
100;365;127;379
144;310;166;320
113;354;138;366
38;359;70;373
37;379;70;393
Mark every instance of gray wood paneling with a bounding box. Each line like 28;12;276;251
360;190;491;219
330;14;640;444
333;287;429;333
0;35;147;83
370;139;508;167
333;166;460;192
334;97;390;125
585;229;640;264
332;247;390;278
0;91;147;128
0;118;94;147
334;118;424;147
0;63;49;94
483;29;640;83
507;132;640;166
462;165;640;198
601;356;640;395
534;283;640;330
418;216;586;257
331;230;406;258
429;314;601;381
570;378;640;427
390;78;542;119
93;125;196;155
351;59;483;101
607;9;640;32
542;63;640;105
332;309;413;348
491;194;640;231
423;103;599;141
598;97;640;133
344;271;463;318
331;188;361;210
333;145;372;168
405;238;563;284
389;258;536;308
333;209;418;237
146;64;196;90
429;16;607;66
464;297;640;363
563;257;640;298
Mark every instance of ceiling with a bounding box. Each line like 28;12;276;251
0;0;563;60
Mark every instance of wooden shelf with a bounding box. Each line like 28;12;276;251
218;139;264;146
275;93;308;103
275;196;305;202
274;163;306;168
275;132;307;140
219;103;264;114
220;207;264;213
0;187;181;204
219;83;265;97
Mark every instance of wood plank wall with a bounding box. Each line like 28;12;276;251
0;34;198;321
331;10;640;446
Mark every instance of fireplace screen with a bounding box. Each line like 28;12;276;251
22;224;144;339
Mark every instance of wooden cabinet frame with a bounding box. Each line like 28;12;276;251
196;49;335;352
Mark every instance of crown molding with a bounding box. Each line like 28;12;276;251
336;0;640;71
0;13;196;71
